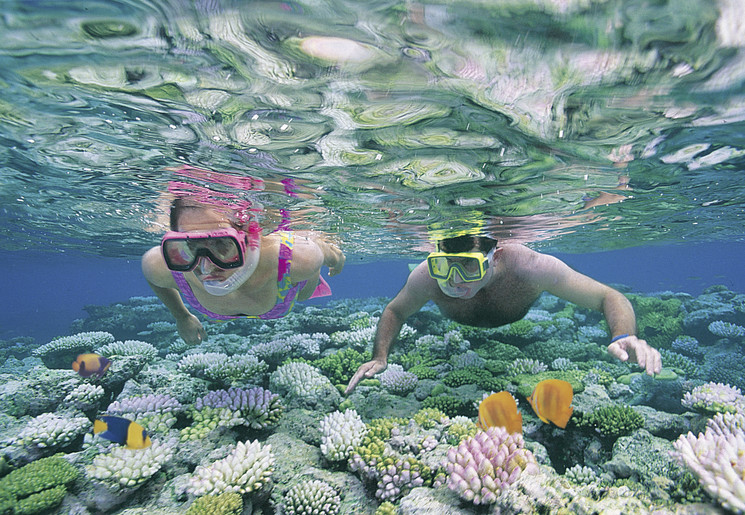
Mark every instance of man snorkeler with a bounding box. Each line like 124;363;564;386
142;198;345;345
345;234;661;394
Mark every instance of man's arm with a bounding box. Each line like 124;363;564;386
345;263;432;394
141;247;207;345
523;249;661;375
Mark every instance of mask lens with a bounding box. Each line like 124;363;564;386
162;232;245;271
163;240;198;270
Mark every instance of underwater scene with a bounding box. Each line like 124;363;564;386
1;0;745;514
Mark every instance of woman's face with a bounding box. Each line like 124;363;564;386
176;207;240;282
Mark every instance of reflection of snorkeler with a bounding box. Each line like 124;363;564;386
142;198;345;345
581;175;632;210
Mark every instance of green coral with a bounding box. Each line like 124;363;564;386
412;408;448;429
375;501;396;515
523;337;604;363
659;350;700;379
366;417;407;441
446;418;478;444
408;364;438;380
473;343;524;362
186;492;243;515
629;295;684;350
0;456;79;515
514;370;585;398
312;348;371;385
420;395;471;418
443;366;493;388
578;405;644;438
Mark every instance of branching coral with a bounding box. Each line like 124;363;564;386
180;387;282;440
320;409;368;462
674;412;745;513
378;364;418;396
13;412;89;453
106;393;184;433
63;383;105;411
578;405;644;438
682;382;745;414
281;479;341;515
708;320;745;339
178;352;268;387
446;426;537;505
87;438;175;490
187;440;274;496
185;492;243;515
0;456;79;514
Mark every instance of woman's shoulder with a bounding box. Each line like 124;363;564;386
141;246;177;287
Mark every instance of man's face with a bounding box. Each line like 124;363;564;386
435;246;494;299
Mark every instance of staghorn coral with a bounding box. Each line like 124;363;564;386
87;438;175;490
674;412;745;513
446;426;537;505
0;456;79;514
269;362;338;406
320;409;368;462
671;335;703;358
682;382;745;414
187;440;274;497
312;348;371;385
178;352;268;386
564;464;598;485
281;479;341;515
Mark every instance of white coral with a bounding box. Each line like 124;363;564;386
187;440;274;496
320;409;368;462
674;412;745;513
87;438;175;489
63;383;105;411
269;362;333;399
14;412;89;449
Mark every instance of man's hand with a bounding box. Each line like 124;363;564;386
176;313;207;346
345;359;387;394
607;335;661;375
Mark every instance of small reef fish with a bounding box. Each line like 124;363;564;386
526;379;574;429
72;353;112;378
477;391;523;433
93;416;152;449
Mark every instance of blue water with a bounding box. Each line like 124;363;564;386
4;241;744;344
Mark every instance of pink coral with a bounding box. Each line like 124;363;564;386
446;426;537;505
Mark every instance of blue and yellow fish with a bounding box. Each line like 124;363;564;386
93;415;151;449
72;353;111;378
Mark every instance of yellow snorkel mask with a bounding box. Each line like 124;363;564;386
426;248;494;283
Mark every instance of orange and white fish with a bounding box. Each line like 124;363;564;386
526;379;574;429
477;391;523;433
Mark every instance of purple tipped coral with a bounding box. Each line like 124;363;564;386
446;426;537;505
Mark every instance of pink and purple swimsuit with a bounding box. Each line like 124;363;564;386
171;231;330;320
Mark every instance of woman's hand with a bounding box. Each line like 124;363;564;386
176;313;207;346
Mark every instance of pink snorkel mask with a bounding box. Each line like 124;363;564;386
161;221;261;296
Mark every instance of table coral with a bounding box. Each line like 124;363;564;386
445;426;538;505
32;331;115;369
96;340;158;362
187;439;274;496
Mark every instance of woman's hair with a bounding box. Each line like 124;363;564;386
438;235;498;254
169;198;202;231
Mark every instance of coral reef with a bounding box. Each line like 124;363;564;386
320;409;368;462
87;438;175;489
281;479;341;515
0;456;79;514
446;426;537;504
187;439;275;496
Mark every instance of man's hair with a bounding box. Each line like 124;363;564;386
438;235;498;254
